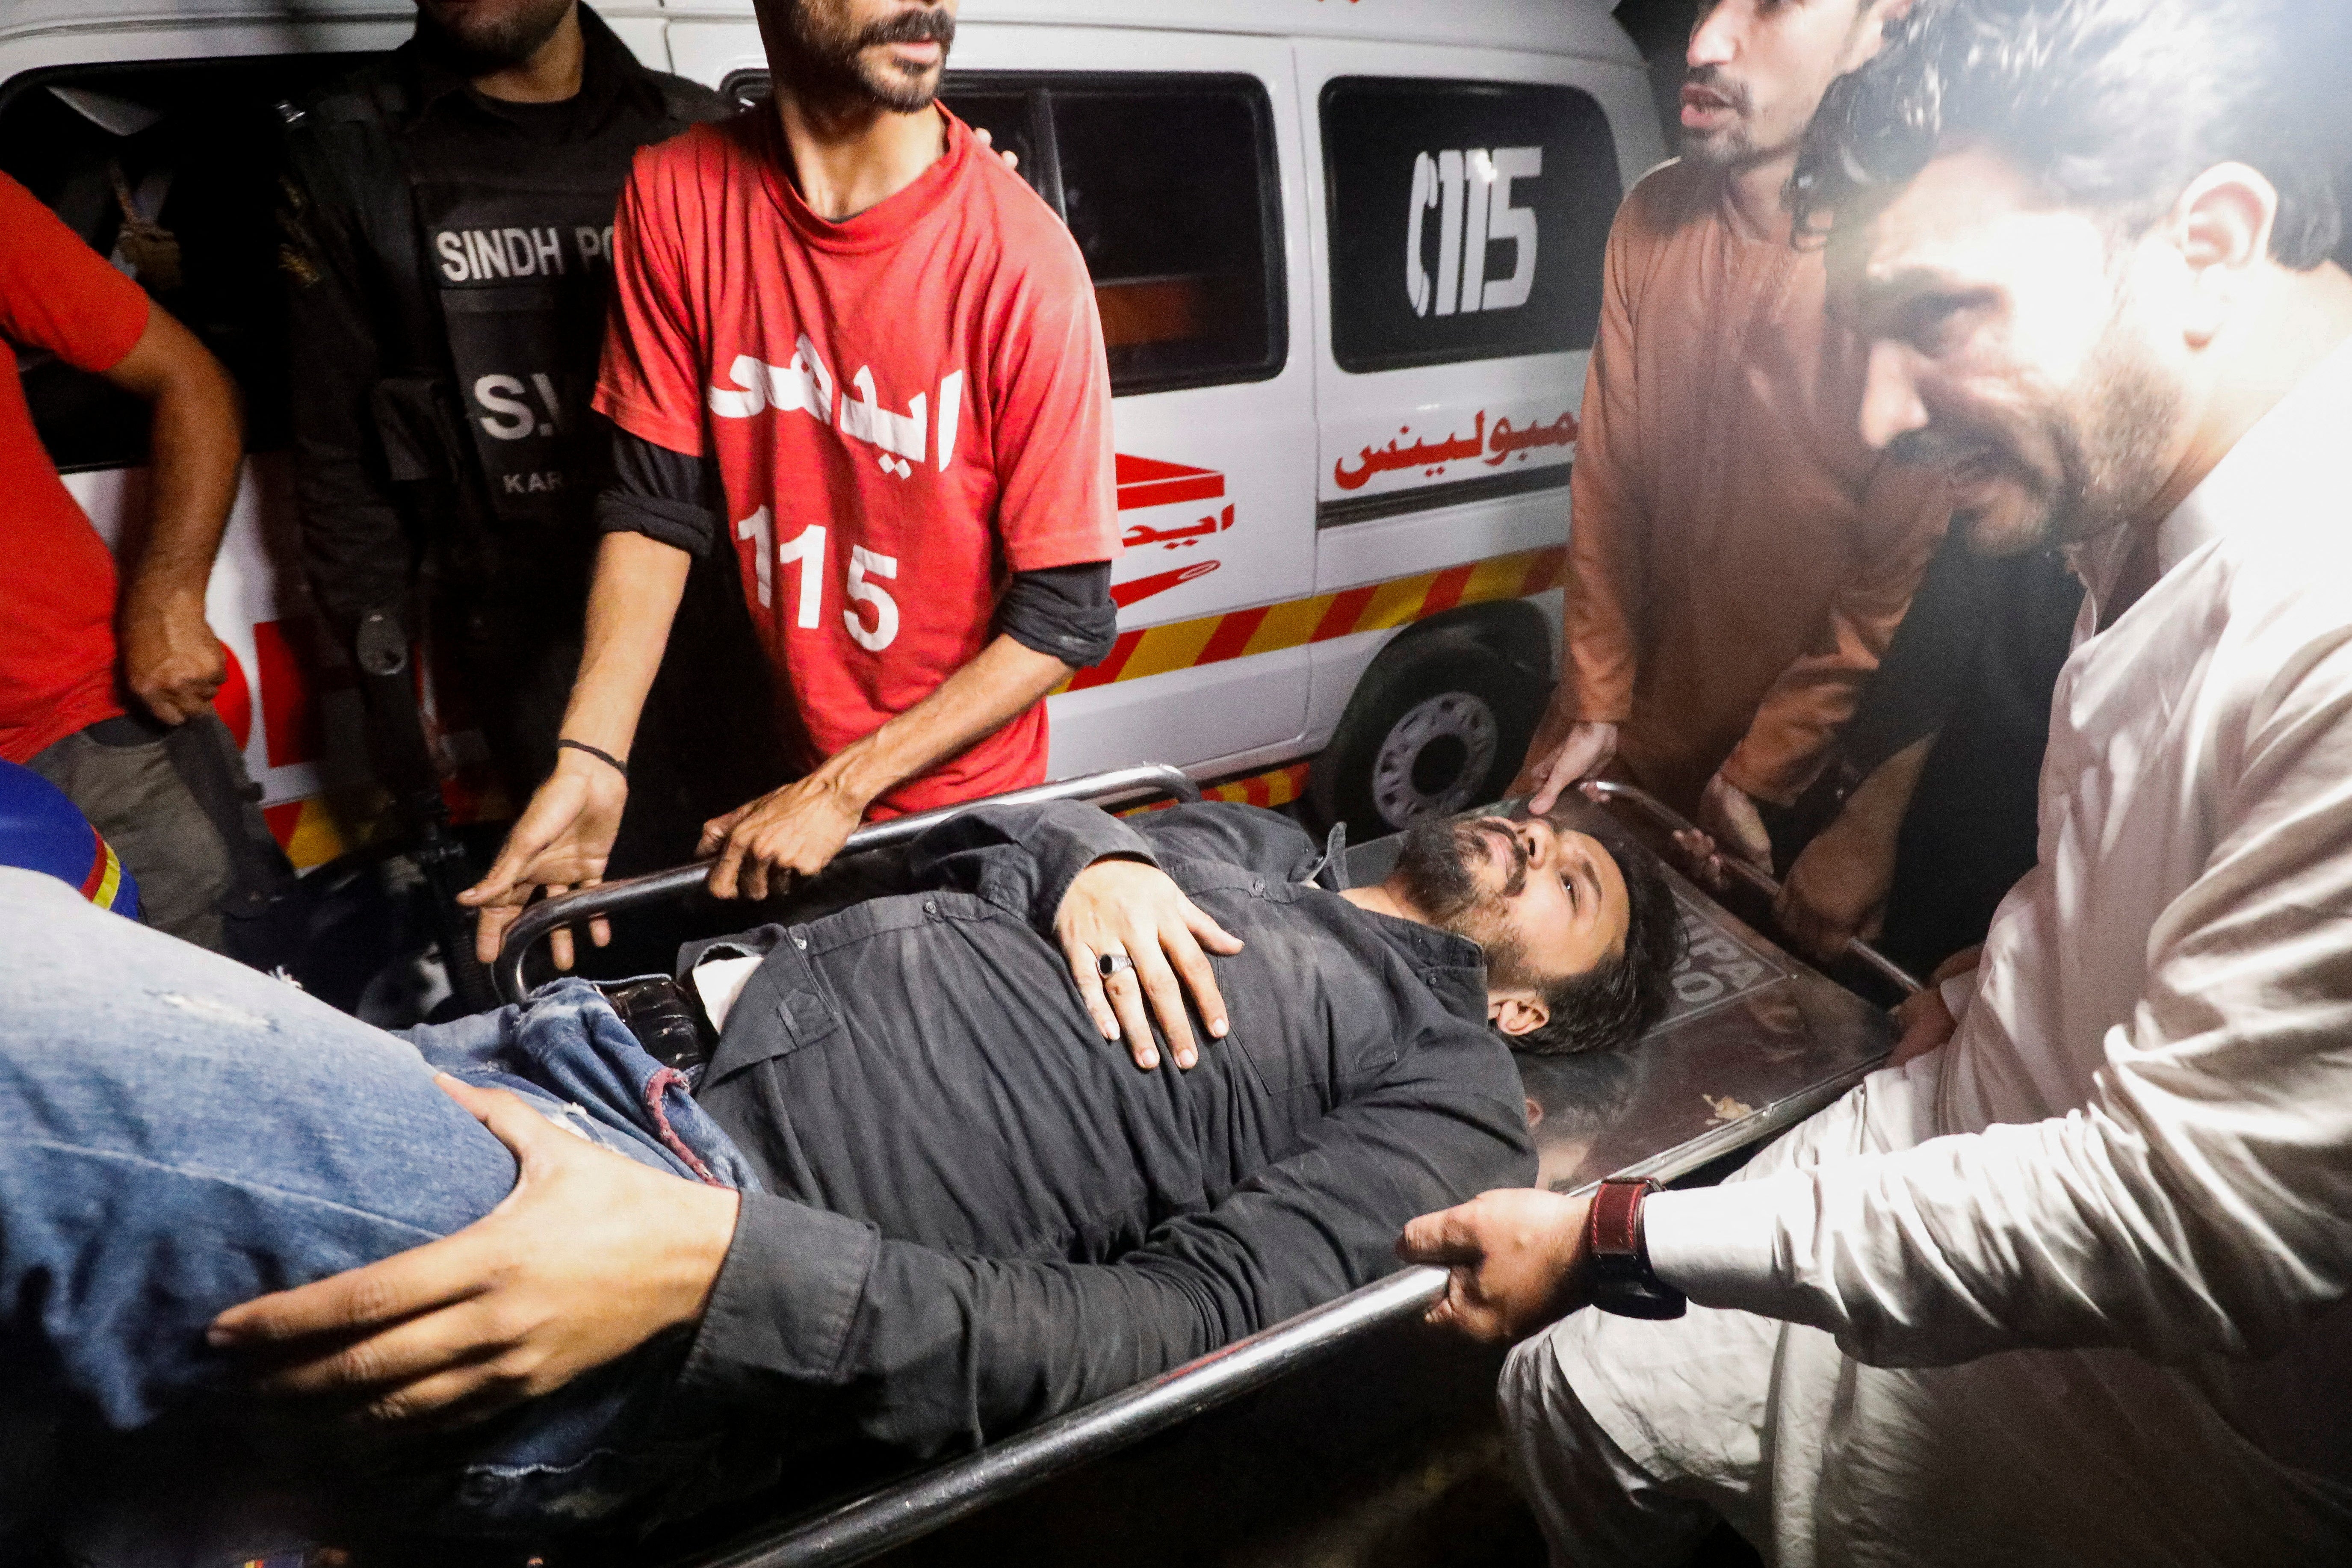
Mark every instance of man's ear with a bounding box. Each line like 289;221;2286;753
2167;163;2278;348
1489;989;1549;1040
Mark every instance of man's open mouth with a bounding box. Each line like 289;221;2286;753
1470;818;1529;893
1945;445;2003;486
1679;76;1743;124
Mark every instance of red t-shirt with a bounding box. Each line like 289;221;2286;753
0;173;150;765
596;109;1118;815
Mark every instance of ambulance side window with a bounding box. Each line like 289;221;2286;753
939;89;1037;189
1321;78;1621;374
0;56;372;472
1049;79;1282;396
601;69;1287;398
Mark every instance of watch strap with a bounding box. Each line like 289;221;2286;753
1586;1176;1687;1320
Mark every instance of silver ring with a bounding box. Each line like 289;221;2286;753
1098;951;1136;979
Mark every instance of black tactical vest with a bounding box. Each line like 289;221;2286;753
405;96;653;530
283;12;727;584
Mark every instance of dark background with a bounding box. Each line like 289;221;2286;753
1614;0;1704;147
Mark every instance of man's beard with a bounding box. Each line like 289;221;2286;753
1392;815;1536;986
784;3;955;114
1891;310;2185;555
417;0;574;74
1678;65;1761;171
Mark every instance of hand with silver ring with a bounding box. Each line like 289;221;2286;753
1055;856;1243;1072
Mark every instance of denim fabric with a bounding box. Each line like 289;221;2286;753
404;976;762;1193
0;870;747;1536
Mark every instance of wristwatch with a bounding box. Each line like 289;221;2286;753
1585;1176;1687;1320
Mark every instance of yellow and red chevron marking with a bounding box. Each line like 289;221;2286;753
1121;760;1313;818
248;549;1563;866
263;795;354;870
1061;544;1566;694
260;773;518;872
1208;759;1312;810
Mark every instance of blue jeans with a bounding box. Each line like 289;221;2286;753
0;868;756;1538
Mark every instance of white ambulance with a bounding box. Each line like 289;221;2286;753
1;0;1666;861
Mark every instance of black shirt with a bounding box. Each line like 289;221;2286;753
675;802;1536;1462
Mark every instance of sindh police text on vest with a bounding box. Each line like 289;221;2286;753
432;224;617;285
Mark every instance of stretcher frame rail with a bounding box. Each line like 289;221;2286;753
1582;780;1926;996
492;763;1203;1004
683;1266;1455;1568
670;1055;1883;1568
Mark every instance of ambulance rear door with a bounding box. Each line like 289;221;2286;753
969;28;1316;782
1295;35;1661;743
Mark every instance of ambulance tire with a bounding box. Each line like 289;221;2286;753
1312;632;1545;841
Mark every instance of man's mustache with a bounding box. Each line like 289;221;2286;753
1889;425;1999;470
858;6;955;49
1683;64;1751;115
1469;818;1529;898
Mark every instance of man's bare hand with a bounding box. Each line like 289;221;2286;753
1774;814;1896;964
206;1076;738;1429
697;772;866;901
1669;824;1733;893
972;124;1018;171
460;753;629;966
1055;856;1244;1071
1513;711;1620;816
118;585;225;725
1885;945;1980;1066
1695;771;1772;873
1890;985;1957;1066
1397;1188;1593;1344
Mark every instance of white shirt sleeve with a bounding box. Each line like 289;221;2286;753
1938;964;1980;1023
1643;636;2352;1368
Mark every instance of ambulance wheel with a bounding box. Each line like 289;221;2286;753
1311;633;1545;840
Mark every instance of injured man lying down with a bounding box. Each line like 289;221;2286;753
0;799;1680;1541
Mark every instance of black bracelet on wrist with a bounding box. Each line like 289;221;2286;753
556;738;629;780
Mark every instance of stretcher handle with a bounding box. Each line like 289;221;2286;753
675;1265;1453;1568
1582;780;1926;996
493;762;1203;1004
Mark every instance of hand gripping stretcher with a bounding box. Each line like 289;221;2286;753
492;766;1921;1568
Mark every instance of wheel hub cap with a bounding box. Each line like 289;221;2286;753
1371;691;1498;829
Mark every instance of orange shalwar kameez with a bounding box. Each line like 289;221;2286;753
1563;159;1948;817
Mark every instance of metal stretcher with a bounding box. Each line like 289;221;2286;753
493;766;1917;1568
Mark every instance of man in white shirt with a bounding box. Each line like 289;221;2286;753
1398;0;2352;1561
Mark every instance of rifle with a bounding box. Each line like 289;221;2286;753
353;605;501;1013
